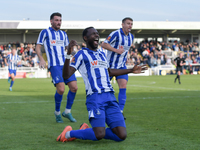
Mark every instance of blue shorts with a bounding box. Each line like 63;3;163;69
50;66;77;86
86;92;126;129
110;66;128;81
9;69;16;76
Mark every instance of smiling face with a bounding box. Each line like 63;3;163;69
50;16;61;31
122;19;133;35
85;28;99;50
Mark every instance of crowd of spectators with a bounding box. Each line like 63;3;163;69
1;40;200;74
0;42;88;68
126;40;200;73
0;42;39;68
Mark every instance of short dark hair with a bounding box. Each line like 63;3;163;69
122;17;133;23
50;12;62;20
82;27;94;41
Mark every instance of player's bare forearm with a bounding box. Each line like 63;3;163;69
63;59;75;79
108;64;147;76
101;42;118;53
4;59;7;66
108;68;132;76
35;44;44;61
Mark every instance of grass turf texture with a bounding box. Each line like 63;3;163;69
0;75;200;150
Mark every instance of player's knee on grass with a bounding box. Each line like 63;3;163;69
93;127;105;140
112;127;127;140
117;131;127;140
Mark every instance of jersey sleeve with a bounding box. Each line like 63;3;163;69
104;31;118;44
174;57;177;61
70;51;83;70
64;32;69;47
37;29;46;45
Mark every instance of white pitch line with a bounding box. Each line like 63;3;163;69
1;95;200;104
0;99;85;104
128;85;199;91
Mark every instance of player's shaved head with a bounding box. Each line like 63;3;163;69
82;27;94;41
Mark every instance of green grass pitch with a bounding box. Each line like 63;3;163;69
0;75;200;150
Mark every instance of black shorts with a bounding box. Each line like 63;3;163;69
176;66;182;73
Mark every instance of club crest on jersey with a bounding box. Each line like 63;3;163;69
106;36;111;41
71;57;75;63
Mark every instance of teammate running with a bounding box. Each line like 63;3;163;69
101;17;134;119
5;48;21;91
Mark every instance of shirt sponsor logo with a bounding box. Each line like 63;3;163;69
91;60;107;68
91;60;98;66
50;40;64;46
119;45;124;49
50;40;56;44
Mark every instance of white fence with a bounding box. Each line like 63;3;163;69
1;65;199;79
0;66;152;79
0;67;48;79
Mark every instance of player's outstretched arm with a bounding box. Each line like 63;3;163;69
101;42;124;54
108;64;148;76
35;44;46;69
63;40;77;79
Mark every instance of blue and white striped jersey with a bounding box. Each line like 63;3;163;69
104;28;134;69
6;54;21;70
37;27;69;68
99;47;107;57
70;47;114;96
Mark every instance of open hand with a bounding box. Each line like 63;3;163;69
132;64;148;74
116;47;125;54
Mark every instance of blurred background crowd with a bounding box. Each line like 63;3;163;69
0;40;200;74
0;42;38;68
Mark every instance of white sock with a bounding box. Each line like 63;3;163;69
65;131;71;139
54;111;60;115
65;109;71;114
